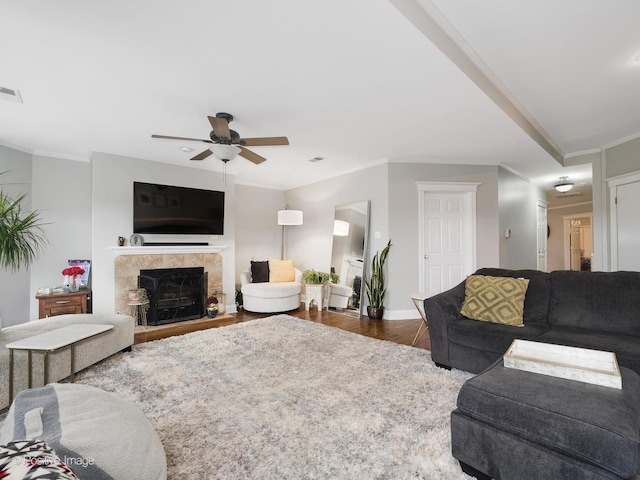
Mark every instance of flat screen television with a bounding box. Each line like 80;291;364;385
133;182;224;235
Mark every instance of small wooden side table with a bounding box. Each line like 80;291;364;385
36;290;89;319
410;292;430;346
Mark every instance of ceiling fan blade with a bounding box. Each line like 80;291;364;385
152;134;213;144
239;146;267;164
191;149;213;161
240;136;289;146
208;116;231;139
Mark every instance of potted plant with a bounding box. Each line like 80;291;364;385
206;295;219;318
365;239;392;320
302;269;330;284
0;172;48;271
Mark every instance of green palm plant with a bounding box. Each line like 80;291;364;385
0;175;48;271
365;239;392;309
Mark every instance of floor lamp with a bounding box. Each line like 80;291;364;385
277;205;303;260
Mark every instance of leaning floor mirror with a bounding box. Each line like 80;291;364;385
328;200;370;318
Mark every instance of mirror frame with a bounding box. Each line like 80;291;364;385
328;200;370;318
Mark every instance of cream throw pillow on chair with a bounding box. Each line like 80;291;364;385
269;258;295;283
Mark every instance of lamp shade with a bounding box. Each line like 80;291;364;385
211;144;241;161
333;220;350;236
277;209;303;226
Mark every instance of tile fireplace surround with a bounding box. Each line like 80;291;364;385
113;250;223;317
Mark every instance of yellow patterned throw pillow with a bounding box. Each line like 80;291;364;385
269;258;295;283
460;275;530;326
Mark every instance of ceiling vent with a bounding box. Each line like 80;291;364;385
308;156;324;163
0;86;23;103
554;191;583;198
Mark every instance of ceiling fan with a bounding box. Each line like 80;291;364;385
152;112;289;164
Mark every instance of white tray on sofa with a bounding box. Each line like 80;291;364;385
504;339;621;389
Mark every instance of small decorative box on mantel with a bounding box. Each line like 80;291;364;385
504;339;622;389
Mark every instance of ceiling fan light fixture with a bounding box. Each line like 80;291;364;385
554;176;574;193
211;144;241;161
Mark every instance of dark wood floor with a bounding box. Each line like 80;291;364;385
134;304;431;351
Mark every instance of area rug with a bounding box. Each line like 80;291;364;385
76;315;474;479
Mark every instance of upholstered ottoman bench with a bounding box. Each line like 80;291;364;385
451;360;640;480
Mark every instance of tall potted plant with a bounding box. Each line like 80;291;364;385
365;239;392;320
0;173;48;271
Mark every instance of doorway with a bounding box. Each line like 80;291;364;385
563;213;592;271
417;182;479;297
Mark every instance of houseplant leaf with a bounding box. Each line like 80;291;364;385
0;176;48;272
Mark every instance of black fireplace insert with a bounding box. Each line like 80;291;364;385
138;267;207;325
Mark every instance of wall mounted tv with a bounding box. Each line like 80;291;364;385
133;182;224;235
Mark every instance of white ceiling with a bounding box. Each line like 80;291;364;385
1;0;638;191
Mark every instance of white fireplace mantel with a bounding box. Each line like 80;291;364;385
110;245;227;256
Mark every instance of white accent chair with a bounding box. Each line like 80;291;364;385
240;268;303;313
328;283;353;310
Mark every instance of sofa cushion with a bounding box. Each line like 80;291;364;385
449;319;548;356
538;326;640;375
475;268;551;325
455;361;640;479
548;270;640;336
241;281;301;299
269;258;295;283
461;275;529;326
250;261;269;283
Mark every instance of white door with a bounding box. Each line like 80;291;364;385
615;181;640;271
536;201;548;271
421;191;475;297
569;220;582;270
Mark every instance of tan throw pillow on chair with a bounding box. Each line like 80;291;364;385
460;275;529;326
269;258;295;283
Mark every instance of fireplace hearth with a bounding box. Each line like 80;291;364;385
138;267;207;326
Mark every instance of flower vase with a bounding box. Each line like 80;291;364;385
69;275;79;292
62;275;70;287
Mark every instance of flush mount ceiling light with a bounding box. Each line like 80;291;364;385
554;176;574;193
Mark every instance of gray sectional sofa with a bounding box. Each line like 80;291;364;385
425;268;640;374
0;313;135;409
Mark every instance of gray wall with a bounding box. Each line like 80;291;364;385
90;152;236;315
284;162;389;295
234;184;285;286
0;146;34;326
498;168;546;269
605;138;640;178
388;163;500;314
30;156;92;320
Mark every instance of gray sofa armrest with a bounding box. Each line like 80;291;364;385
424;280;466;367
